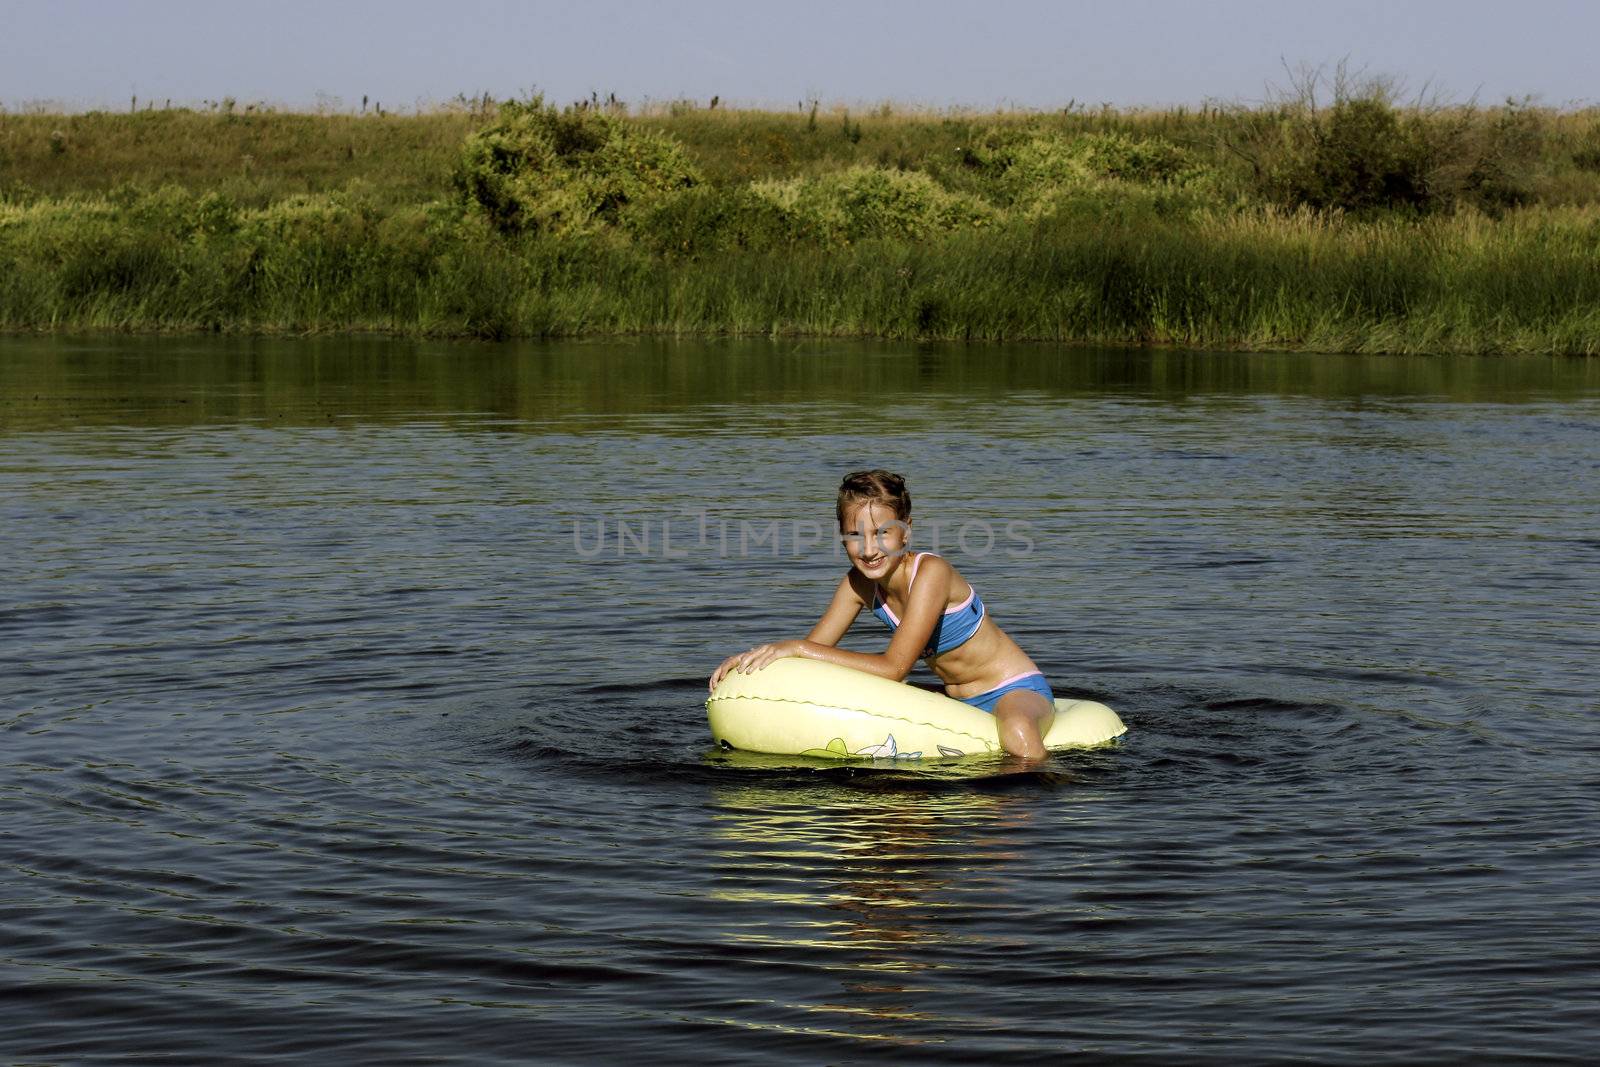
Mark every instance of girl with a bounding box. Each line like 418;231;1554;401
707;469;1057;760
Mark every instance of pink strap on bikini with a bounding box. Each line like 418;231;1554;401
908;551;930;589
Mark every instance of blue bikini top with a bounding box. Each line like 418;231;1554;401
869;551;986;659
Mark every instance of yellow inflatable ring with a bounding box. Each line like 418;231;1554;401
706;658;1126;760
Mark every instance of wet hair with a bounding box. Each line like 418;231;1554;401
836;469;912;531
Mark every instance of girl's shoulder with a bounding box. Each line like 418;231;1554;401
912;552;972;601
912;550;954;584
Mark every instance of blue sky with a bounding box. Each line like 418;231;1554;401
3;0;1594;112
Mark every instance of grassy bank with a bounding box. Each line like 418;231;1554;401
4;91;1600;353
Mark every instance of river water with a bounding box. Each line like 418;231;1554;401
2;336;1597;1063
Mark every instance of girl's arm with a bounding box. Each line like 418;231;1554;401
721;557;950;685
710;574;864;692
804;573;868;647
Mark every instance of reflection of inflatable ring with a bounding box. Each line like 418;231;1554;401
707;658;1126;760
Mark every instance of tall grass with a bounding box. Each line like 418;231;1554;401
4;94;1600;353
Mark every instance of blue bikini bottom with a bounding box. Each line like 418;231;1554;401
954;670;1055;714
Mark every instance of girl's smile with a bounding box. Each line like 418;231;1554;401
839;500;910;581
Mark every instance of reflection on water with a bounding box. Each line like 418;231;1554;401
3;334;1599;434
709;778;1093;1050
2;334;1597;1063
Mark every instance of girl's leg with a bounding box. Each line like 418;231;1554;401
993;689;1054;760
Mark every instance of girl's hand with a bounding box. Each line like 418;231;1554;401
708;652;743;693
708;640;807;692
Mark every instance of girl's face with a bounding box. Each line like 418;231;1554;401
839;499;911;581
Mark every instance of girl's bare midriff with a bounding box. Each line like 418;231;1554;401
861;565;1038;700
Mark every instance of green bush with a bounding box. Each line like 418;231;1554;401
454;96;702;235
747;165;995;243
1264;96;1429;213
1568;119;1600;173
623;166;994;253
1573;146;1600;173
1234;83;1539;216
621;184;791;255
1455;102;1542;212
953;129;1199;213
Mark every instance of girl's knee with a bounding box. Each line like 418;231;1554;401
994;695;1051;759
